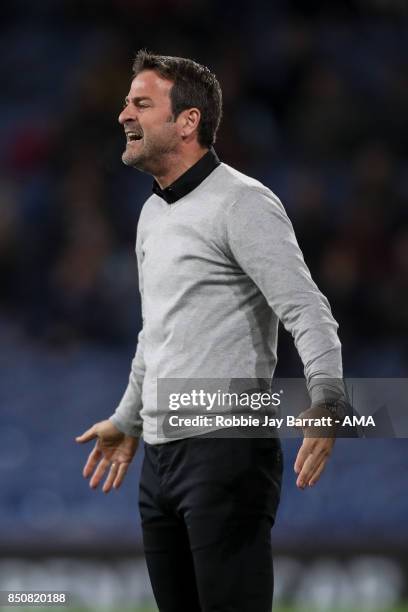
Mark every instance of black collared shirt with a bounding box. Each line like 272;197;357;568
152;147;221;204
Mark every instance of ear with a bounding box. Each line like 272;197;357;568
179;108;201;140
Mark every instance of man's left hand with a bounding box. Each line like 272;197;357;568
293;405;337;489
294;436;335;489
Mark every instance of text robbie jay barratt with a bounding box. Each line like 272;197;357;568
166;414;375;428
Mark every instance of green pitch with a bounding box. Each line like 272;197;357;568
5;606;408;612
84;606;408;612
129;607;408;612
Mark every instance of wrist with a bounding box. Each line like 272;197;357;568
311;399;348;421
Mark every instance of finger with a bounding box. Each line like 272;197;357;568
76;426;98;444
89;457;110;489
296;452;318;489
102;463;120;494
113;463;129;490
297;444;330;488
307;458;328;487
304;439;333;485
83;445;102;478
294;438;317;474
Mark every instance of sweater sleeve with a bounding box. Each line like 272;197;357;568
109;229;145;437
226;186;345;405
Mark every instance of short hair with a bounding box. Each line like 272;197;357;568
132;50;223;148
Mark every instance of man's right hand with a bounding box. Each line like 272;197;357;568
76;420;139;493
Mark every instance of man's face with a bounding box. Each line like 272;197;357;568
118;70;180;172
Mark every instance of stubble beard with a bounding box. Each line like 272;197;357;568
122;119;178;175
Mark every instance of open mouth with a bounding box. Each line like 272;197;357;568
126;132;143;143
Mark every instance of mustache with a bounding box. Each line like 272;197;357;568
124;125;143;136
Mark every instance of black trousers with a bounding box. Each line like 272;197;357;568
139;434;283;612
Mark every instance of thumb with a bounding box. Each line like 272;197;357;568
75;425;98;444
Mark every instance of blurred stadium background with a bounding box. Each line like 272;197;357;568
1;0;408;610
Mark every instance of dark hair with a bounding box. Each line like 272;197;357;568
132;50;223;148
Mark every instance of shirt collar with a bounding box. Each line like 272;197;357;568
152;147;220;204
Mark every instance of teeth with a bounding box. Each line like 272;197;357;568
126;132;142;141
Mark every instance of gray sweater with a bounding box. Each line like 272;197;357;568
110;162;343;444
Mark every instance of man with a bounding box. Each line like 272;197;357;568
76;51;345;612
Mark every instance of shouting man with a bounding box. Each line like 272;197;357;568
77;51;345;612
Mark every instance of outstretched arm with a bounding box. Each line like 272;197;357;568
226;186;344;488
110;223;146;437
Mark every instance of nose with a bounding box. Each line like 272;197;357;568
118;105;133;125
